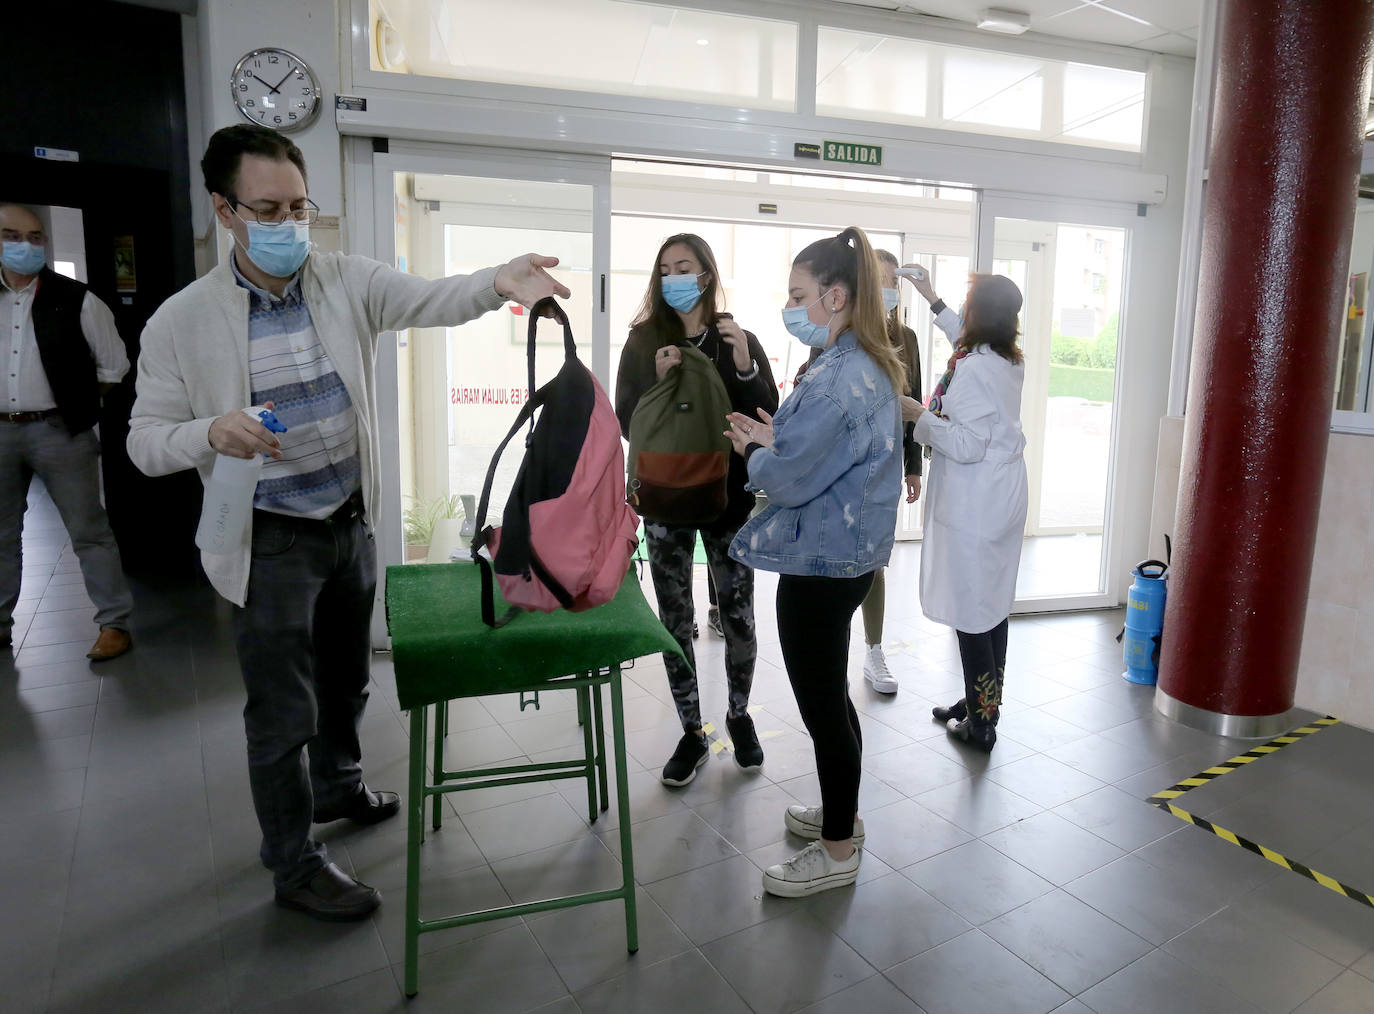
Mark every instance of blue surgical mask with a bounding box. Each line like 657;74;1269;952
781;290;835;348
2;241;46;276
661;272;703;313
236;216;311;278
882;287;900;312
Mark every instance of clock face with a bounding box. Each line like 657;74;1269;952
231;48;321;133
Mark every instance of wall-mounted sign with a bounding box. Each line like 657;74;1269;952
794;141;883;167
336;95;367;112
822;141;883;167
34;146;79;162
113;236;137;294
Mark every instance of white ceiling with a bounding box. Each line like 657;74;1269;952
831;0;1202;57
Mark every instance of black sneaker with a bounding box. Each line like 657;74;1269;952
726;713;765;770
692;621;700;640
707;606;725;638
661;732;710;786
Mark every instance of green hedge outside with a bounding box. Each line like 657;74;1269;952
1049;364;1115;402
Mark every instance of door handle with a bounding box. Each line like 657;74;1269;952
600;274;606;313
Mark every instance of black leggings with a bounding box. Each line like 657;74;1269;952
955;618;1009;727
777;571;875;842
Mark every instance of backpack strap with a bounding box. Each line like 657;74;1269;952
471;297;578;627
527;296;576;399
472;394;540;627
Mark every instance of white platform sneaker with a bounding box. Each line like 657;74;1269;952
863;645;898;694
762;842;861;898
783;804;866;846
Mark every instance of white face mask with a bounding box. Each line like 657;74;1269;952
882;287;900;313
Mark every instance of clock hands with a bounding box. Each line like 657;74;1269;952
271;64;297;93
250;72;280;94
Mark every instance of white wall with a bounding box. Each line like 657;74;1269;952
188;0;345;272
46;207;88;284
1106;53;1194;597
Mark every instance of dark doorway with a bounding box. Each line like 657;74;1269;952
4;4;202;577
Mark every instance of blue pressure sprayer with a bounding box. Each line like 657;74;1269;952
1120;544;1169;685
194;407;288;554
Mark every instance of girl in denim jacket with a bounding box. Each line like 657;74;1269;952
725;227;905;898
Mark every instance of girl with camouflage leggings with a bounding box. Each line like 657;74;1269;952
614;234;779;786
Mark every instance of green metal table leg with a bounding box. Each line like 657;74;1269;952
577;683;597;823
592;682;609;813
404;704;428;997
432;699;447;832
609;666;638;953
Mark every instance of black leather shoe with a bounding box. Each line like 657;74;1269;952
275;862;380;921
933;699;1000;727
932;699;967;723
313;786;401;826
946;718;996;753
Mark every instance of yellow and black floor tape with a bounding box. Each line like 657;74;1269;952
1145;716;1374;907
1146;716;1340;805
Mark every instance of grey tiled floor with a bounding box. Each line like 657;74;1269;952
6;486;1374;1013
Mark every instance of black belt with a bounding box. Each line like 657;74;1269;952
254;490;366;527
2;408;60;424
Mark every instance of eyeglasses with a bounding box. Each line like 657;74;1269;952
1;229;44;244
229;197;319;226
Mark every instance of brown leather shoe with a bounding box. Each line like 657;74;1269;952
87;627;131;661
275;862;381;921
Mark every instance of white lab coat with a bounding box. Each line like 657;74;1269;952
913;308;1028;633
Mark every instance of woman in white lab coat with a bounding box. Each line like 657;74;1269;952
899;270;1028;752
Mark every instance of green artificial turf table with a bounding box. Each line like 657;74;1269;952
384;562;681;996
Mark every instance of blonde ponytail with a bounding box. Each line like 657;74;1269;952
839;226;908;396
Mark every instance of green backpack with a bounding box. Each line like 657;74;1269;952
626;344;733;525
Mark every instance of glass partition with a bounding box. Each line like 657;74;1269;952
370;0;798;111
816;27;1146;151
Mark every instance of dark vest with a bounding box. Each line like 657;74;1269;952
29;268;101;434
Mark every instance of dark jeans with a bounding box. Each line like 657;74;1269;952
955;618;1009;730
777;571;875;842
231;500;376;889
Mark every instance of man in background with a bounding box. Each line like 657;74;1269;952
0;203;134;660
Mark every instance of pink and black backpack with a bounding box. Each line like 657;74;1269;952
471;297;640;627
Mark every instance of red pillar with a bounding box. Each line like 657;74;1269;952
1157;0;1374;735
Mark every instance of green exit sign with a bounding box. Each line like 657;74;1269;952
823;140;883;166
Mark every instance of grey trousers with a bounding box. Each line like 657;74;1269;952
232;505;376;889
0;418;134;637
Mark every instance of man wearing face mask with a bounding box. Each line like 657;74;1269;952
0;203;134;659
127;124;571;922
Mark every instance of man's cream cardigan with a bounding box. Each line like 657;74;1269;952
128;250;503;606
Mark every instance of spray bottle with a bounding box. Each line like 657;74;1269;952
195;407;289;554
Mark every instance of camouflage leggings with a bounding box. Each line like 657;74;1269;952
644;521;757;732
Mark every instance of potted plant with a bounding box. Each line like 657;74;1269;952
402;493;466;562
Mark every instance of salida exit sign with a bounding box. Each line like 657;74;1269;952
794;140;884;167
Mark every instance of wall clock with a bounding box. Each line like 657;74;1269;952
231;48;322;133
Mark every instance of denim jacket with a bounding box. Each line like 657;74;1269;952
729;331;902;578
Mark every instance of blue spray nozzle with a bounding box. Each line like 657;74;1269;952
256;409;288;434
